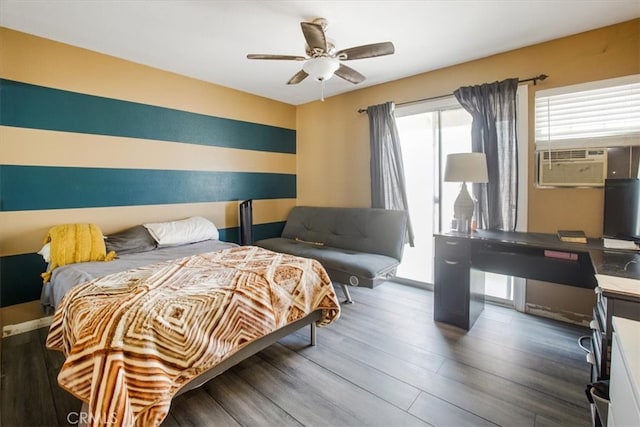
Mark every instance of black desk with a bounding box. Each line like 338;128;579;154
433;230;640;330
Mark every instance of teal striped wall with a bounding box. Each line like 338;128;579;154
0;166;295;211
1;254;47;308
0;79;296;153
0;79;295;307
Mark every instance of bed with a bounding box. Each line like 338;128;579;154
41;220;341;427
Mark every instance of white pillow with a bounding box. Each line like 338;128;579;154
143;216;219;247
38;242;51;263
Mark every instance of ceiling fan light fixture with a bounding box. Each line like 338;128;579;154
302;56;339;82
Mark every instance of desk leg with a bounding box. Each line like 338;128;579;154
469;268;486;328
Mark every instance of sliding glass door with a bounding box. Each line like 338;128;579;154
394;90;528;308
393;112;437;284
395;101;472;285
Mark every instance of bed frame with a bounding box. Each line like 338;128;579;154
78;309;322;423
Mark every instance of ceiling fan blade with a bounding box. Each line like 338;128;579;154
247;54;307;61
287;70;309;85
300;21;327;53
334;64;365;84
336;41;395;60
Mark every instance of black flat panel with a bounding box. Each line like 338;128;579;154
435;236;470;261
434;230;474;330
470;240;596;288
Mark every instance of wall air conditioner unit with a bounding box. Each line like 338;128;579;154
538;149;607;187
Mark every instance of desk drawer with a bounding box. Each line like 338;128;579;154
470;241;595;288
435;236;470;262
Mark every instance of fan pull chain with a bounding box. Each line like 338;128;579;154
321;79;325;102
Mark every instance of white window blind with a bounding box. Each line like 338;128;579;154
535;75;640;150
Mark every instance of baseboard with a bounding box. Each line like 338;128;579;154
525;303;591;327
2;316;53;337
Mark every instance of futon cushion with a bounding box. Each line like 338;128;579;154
257;237;399;280
280;207;407;261
255;206;407;288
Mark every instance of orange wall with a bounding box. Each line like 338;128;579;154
295;19;639;323
296;19;640;237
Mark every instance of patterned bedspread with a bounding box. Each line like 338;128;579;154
46;246;340;426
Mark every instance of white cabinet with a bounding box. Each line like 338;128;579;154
608;317;640;427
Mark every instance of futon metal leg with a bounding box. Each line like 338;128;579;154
341;283;354;304
310;322;316;346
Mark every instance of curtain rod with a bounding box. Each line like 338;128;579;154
357;74;548;114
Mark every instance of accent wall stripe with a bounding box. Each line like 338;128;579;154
0;28;296;131
0;199;296;257
1;126;296;174
0;253;46;307
0;79;296;154
0;165;296;211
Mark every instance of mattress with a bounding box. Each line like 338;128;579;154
41;239;236;311
45;245;340;426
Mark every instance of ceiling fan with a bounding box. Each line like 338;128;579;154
247;18;394;98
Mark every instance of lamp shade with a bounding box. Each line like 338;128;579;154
444;152;489;183
302;57;339;81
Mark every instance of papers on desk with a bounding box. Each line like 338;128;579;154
604;238;639;250
596;274;640;297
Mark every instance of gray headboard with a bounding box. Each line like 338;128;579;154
281;206;408;261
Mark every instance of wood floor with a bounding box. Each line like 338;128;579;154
1;282;592;426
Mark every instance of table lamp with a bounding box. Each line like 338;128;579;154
444;152;489;232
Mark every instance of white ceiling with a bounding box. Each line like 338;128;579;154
1;1;639;105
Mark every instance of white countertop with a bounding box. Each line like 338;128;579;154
596;274;640;298
612;317;640;402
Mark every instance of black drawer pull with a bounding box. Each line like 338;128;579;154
444;260;459;265
445;241;458;246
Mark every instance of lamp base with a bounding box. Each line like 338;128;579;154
453;182;475;233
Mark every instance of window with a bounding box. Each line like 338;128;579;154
535;75;640;150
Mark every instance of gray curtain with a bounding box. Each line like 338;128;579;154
368;102;415;246
454;78;519;231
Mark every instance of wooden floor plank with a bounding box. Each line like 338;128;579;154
232;355;365;426
201;369;304;427
169;388;240;427
159;411;181;427
296;322;538;427
468;315;588;363
1;281;592;426
1;329;58;427
408;391;498;427
257;342;428;426
460;324;589;377
339;290;589;388
438;359;591;425
278;333;421;410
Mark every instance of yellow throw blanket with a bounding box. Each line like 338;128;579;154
41;223;116;283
